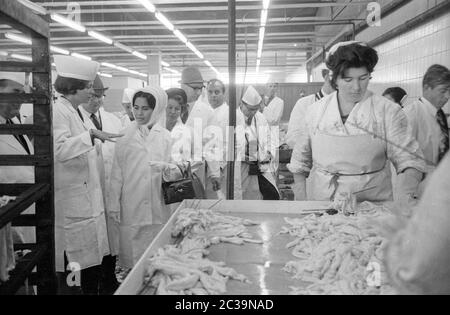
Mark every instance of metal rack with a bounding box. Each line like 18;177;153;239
0;0;56;295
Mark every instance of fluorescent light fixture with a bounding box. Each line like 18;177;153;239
186;42;204;59
263;0;271;10
51;14;86;33
0;51;8;57
114;42;134;53
116;66;130;73
155;12;174;31
50;45;70;55
5;32;31;45
137;0;156;13
17;0;47;15
137;72;148;78
164;67;180;75
71;52;91;61
98;72;112;78
204;60;212;67
210;66;220;76
161;61;170;67
101;62;118;69
259;27;265;43
132;51;147;60
173;30;188;44
88;31;113;45
260;9;268;26
11;54;32;62
128;69;140;75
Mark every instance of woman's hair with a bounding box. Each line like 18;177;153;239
383;87;407;105
326;43;379;89
133;91;156;110
54;76;90;95
166;88;187;106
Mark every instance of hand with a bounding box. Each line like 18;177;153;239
91;129;124;143
210;177;221;192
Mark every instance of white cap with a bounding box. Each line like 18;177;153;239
242;85;262;107
122;88;135;104
54;55;99;81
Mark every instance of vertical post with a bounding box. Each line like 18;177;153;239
147;53;161;86
227;0;237;200
31;30;56;294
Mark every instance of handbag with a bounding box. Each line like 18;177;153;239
162;162;206;205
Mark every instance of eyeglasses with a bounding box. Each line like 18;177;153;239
185;83;204;91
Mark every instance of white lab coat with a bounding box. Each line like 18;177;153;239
53;96;110;272
286;91;326;149
241;111;279;200
288;91;427;201
205;103;245;199
108;122;178;269
186;99;214;187
120;114;133;129
263;96;284;127
386;153;450;294
0;116;35;244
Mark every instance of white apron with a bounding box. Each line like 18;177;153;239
309;97;393;202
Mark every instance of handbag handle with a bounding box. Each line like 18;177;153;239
178;161;193;179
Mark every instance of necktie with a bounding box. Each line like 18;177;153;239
181;104;190;124
436;109;449;162
6;119;31;155
90;113;102;131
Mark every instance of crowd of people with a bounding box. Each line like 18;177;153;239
1;40;449;295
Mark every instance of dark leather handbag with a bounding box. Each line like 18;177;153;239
162;163;206;205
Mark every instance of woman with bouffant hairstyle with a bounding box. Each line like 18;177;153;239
288;41;427;203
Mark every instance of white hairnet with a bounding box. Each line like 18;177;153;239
132;85;168;129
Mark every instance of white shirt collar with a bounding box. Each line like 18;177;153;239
0;115;6;124
420;97;439;116
79;105;99;119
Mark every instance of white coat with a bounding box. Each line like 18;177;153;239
286;91;326;148
108;122;176;269
53;96;109;272
205;103;245;199
241;111;279;200
0;116;35;244
288;91;427;202
263;96;284;127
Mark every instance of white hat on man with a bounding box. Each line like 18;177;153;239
242;85;262;107
54;55;99;81
122;88;135;104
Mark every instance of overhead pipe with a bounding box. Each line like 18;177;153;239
306;0;413;69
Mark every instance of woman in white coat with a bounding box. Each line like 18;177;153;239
53;55;123;294
288;42;427;202
109;86;181;269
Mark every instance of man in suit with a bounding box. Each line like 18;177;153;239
0;79;35;259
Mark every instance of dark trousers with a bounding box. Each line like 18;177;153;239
258;174;280;200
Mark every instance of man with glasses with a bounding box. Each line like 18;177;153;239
180;67;213;187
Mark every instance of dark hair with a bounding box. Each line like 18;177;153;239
207;79;226;93
166;88;187;106
321;69;330;79
423;64;450;89
54;76;90;96
133;91;156;110
326;43;379;89
383;87;407;105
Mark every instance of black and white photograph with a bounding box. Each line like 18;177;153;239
0;0;449;299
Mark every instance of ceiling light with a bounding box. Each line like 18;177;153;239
98;72;112;78
260;9;268;26
132;51;147;60
137;0;156;13
71;52;91;61
137;72;148;78
5;32;31;45
0;51;8;57
128;69;140;75
11;54;32;62
263;0;271;10
101;62;118;69
173;30;188;44
259;27;265;43
204;60;213;67
161;61;170;67
114;42;134;54
186;42;204;59
51;14;86;33
164;67;180;75
88;31;113;45
50;45;70;55
116;66;129;73
155;12;174;31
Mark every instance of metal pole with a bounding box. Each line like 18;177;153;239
227;0;236;200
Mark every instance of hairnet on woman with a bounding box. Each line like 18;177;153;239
288;41;427;203
108;85;183;269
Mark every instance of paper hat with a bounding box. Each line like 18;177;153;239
122;88;135;103
242;85;262;107
54;55;99;81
